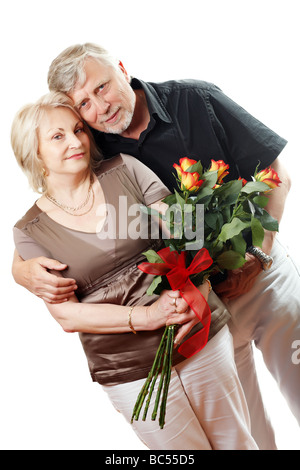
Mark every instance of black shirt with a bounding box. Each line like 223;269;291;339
91;78;287;192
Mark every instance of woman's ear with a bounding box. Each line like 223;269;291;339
37;154;48;178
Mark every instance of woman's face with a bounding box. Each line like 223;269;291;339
38;107;91;178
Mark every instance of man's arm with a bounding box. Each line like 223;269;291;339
214;151;292;300
12;249;77;304
261;155;291;254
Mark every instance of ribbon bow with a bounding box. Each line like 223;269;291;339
138;247;213;358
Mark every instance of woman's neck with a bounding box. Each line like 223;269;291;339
37;169;105;233
45;169;93;206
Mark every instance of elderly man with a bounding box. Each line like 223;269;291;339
12;43;300;449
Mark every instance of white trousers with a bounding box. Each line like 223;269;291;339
102;326;258;450
227;237;300;450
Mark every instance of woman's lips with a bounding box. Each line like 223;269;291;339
67;153;85;160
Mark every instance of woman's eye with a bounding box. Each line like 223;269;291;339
52;134;63;140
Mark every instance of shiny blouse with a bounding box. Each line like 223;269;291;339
14;154;230;385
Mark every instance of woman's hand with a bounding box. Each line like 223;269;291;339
146;281;211;345
172;280;211;346
145;290;189;330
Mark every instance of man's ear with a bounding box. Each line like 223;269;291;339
118;60;130;82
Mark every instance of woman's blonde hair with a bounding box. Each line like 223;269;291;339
11;91;102;193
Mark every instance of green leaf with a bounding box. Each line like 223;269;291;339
216;250;246;270
253;161;262;178
204;239;224;260
245;199;265;218
185;161;203;176
195;186;214;201
251;217;265;248
183;203;194;213
218;218;250;243
241;181;270;194
246;199;255;215
142;250;164;263
201;170;218;189
221;180;243;206
205;212;219;230
214;180;243;202
231;232;247;256
174;189;186;209
162;194;177;206
257;210;279;232
252;195;269;208
220;205;231;224
146;276;163;296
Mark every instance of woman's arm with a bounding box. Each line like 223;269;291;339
45;288;195;334
45;196;209;336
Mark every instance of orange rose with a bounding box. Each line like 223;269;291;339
238;177;247;186
173;158;204;192
173;157;198;178
180;171;205;192
255;167;281;189
209;159;229;184
179;157;198;172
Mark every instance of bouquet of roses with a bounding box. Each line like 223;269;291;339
131;157;281;429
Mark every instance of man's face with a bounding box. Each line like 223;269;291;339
69;58;136;135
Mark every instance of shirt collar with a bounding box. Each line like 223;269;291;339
131;77;172;124
91;78;172;143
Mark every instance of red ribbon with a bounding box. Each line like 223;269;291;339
138;247;213;358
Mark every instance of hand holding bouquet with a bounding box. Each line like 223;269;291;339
131;157;281;429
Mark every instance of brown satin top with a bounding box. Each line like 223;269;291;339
14;154;230;385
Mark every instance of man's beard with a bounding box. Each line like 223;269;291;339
103;90;136;134
104;108;134;134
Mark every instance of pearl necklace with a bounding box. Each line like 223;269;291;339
45;175;95;216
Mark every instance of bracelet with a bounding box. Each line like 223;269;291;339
128;306;137;334
247;246;273;271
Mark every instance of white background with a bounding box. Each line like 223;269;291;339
1;0;299;450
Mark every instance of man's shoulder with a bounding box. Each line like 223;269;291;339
148;78;220;96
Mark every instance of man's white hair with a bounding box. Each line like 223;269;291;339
48;43;120;93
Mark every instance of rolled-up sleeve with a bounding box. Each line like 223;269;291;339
13;226;51;261
120;153;171;205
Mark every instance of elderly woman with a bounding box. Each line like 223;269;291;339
11;92;258;450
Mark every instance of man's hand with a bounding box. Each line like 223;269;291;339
12;252;77;304
213;253;262;301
